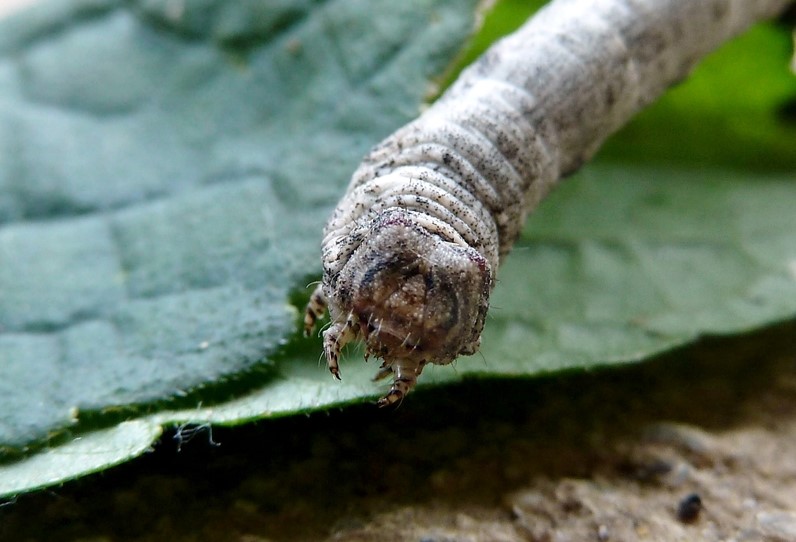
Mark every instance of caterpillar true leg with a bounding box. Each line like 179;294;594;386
375;359;426;408
322;316;359;380
303;285;327;337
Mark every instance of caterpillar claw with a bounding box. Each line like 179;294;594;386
376;359;424;407
376;389;404;408
322;318;359;381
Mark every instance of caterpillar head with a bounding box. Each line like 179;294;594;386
318;207;492;403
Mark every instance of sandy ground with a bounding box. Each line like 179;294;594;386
0;320;795;541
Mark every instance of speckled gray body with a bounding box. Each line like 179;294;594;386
305;0;791;405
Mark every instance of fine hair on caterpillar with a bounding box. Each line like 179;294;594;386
303;0;791;406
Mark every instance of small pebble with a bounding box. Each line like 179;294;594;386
676;493;703;523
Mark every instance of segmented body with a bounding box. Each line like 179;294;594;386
304;0;791;406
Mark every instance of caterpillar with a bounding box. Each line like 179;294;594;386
304;0;792;406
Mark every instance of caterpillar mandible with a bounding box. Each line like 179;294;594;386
304;0;792;406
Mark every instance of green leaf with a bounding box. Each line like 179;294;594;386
0;0;482;491
1;0;795;498
0;421;162;498
485;165;796;375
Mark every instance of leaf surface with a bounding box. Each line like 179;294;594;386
0;0;482;492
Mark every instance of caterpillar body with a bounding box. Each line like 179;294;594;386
304;0;792;406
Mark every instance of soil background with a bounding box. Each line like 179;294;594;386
1;320;795;542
